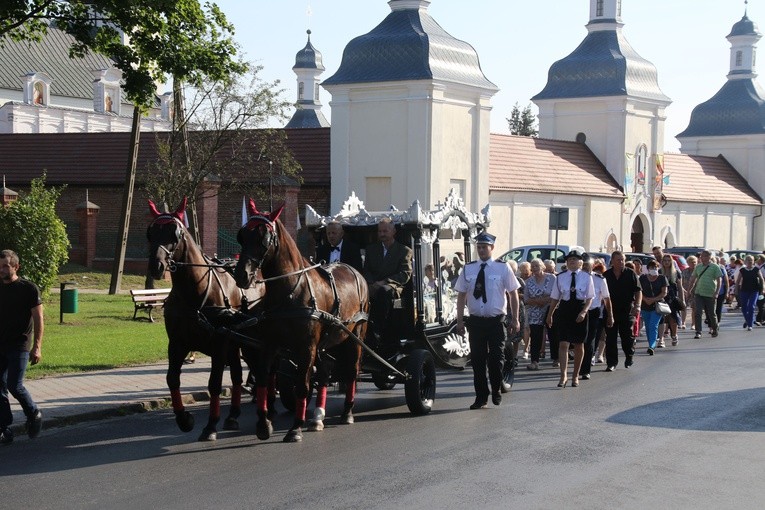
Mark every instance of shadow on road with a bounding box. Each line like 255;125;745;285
607;387;765;432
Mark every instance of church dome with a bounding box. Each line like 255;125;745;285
323;1;496;90
677;79;765;137
533;29;669;103
728;14;759;38
294;30;324;71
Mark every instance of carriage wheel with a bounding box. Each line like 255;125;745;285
372;371;397;390
277;359;314;412
404;349;435;415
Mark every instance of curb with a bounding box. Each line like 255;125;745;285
9;388;232;438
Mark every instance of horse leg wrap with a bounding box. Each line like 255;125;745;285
224;387;242;431
209;395;221;421
170;389;185;412
256;386;269;413
344;381;357;405
295;397;308;422
316;386;328;410
307;407;325;432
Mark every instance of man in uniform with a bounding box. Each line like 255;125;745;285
316;221;363;272
0;250;44;444
455;233;520;409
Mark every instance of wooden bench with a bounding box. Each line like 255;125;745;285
130;288;171;322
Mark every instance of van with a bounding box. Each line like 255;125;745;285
497;245;585;271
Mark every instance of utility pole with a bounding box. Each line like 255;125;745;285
173;78;200;245
109;108;142;294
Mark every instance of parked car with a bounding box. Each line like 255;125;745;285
669;254;688;271
624;252;655;273
497;244;585;271
727;249;762;262
587;252;612;268
666;246;727;262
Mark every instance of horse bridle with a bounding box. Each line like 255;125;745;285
148;215;186;272
238;214;280;275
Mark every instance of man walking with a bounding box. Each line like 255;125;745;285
0;250;44;444
455;233;520;409
689;250;722;339
603;251;642;371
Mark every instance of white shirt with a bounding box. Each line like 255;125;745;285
550;269;595;302
455;259;520;317
588;272;610;310
329;240;343;264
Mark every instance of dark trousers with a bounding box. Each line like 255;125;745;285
715;294;726;324
695;295;718;334
757;295;765;323
368;282;399;337
740;290;759;327
466;316;506;400
0;350;37;429
529;324;545;363
580;309;601;376
605;312;635;367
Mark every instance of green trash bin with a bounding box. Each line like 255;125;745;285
60;282;78;323
61;288;79;313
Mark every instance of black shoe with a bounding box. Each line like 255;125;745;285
625;356;633;368
470;399;488;410
492;392;502;406
605;365;615;372
580;373;590;380
26;409;42;439
647;348;654;356
0;428;13;445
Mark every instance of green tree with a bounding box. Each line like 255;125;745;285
507;102;539;137
0;0;246;107
0;176;69;296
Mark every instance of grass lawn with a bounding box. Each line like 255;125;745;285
27;289;172;380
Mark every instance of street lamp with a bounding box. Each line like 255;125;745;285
269;160;273;211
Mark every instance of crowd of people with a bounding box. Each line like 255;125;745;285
505;246;765;391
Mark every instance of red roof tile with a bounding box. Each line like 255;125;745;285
489;134;623;198
0;128;330;187
662;153;761;205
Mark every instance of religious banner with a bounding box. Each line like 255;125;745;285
652;154;664;212
623;152;635;212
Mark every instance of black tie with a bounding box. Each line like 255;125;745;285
570;271;577;300
330;246;340;252
473;262;487;303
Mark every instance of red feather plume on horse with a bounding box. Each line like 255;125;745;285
148;197;187;223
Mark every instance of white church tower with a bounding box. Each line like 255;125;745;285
532;0;671;251
285;30;330;129
322;0;498;214
677;7;765;203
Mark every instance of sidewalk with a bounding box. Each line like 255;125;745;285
9;357;224;436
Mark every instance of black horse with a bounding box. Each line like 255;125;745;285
147;198;264;441
233;200;369;442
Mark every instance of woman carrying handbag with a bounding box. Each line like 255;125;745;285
639;260;668;356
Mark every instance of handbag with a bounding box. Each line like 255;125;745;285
655;301;672;315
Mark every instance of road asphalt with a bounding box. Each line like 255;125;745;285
8;306;749;440
9;356;223;437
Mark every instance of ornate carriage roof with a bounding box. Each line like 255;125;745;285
305;189;491;242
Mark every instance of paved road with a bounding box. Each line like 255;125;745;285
2;314;765;509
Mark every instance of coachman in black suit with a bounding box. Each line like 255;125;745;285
363;219;413;344
316;222;363;272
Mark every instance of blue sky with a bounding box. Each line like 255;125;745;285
213;0;759;152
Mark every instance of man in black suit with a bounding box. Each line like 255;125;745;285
363;219;413;344
316;221;363;272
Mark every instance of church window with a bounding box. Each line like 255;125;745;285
314;83;320;101
754;49;757;67
736;50;743;67
616;0;622;17
299;82;304;100
596;0;604;17
635;144;647;187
